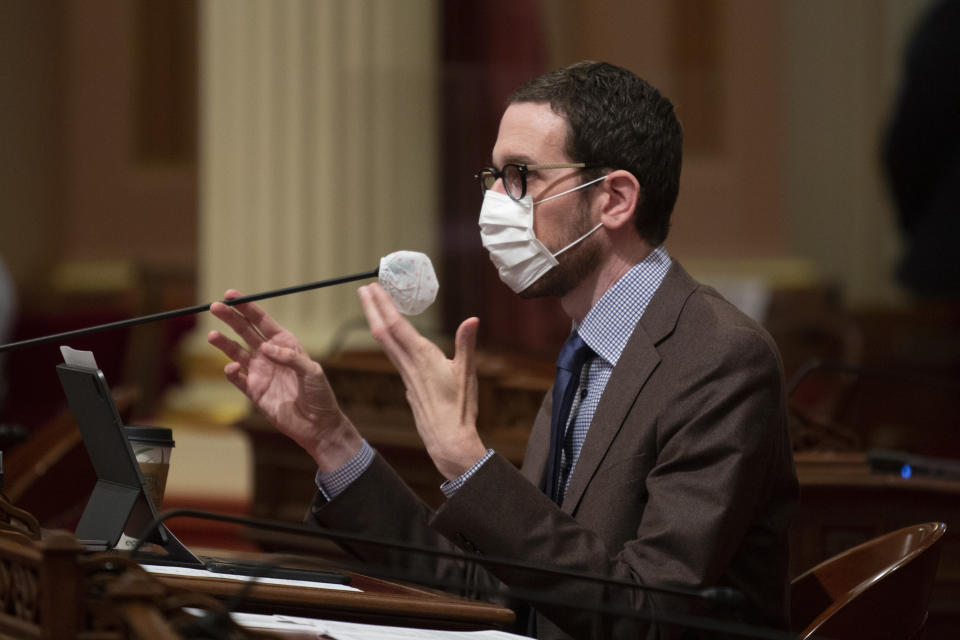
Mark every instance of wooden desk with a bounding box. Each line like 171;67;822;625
153;565;514;631
0;528;513;638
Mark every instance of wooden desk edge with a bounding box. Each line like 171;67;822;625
155;574;515;626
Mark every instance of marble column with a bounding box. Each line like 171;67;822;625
196;0;438;353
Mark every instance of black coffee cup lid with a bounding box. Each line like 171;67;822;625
123;425;175;447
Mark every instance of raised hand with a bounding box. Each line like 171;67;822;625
207;290;362;471
357;283;487;480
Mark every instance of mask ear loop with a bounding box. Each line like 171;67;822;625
533;173;608;258
533;174;608;205
552;222;603;258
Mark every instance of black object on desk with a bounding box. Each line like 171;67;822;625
58;360;352;587
56;362;201;566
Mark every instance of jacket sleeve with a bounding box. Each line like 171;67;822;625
305;451;508;604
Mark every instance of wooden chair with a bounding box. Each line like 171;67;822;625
791;522;946;639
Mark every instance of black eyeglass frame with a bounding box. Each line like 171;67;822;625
474;162;592;201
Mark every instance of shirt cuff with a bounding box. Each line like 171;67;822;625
315;440;375;501
440;449;495;498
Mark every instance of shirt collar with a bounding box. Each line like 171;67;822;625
576;246;672;367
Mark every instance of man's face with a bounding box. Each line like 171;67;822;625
490;102;602;299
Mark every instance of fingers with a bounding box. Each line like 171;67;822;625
210;289;287;347
223;360;249;395
260;341;322;378
209;323;320;380
222;290;287;339
358;283;422;369
208;329;252;369
210;298;265;348
209;332;251;395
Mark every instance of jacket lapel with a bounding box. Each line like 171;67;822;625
561;262;699;514
520;393;553;487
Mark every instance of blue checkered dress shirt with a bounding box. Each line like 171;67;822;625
317;246;672;501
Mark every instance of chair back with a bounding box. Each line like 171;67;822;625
791;521;946;639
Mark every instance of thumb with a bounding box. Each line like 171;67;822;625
454;317;480;423
454;317;480;372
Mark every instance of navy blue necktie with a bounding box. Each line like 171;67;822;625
544;331;594;504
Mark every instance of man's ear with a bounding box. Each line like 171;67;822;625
599;169;641;230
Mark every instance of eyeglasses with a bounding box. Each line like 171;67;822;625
474;162;589;201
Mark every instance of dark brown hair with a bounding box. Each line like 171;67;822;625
509;61;683;245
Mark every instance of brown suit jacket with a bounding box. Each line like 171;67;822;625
308;262;799;639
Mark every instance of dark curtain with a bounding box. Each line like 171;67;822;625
440;0;573;358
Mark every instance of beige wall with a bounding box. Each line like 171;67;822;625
194;0;439;355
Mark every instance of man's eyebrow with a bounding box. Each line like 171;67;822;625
494;154;536;166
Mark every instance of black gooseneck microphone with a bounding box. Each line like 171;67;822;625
130;508;796;640
0;267;379;354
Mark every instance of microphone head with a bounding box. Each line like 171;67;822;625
378;251;438;315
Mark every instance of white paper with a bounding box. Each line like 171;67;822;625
228;611;528;639
60;345;99;369
141;563;361;592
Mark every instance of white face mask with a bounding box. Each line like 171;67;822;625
478;175;607;293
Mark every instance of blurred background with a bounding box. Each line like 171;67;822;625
1;0;959;633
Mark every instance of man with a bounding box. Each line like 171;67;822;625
209;61;798;639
